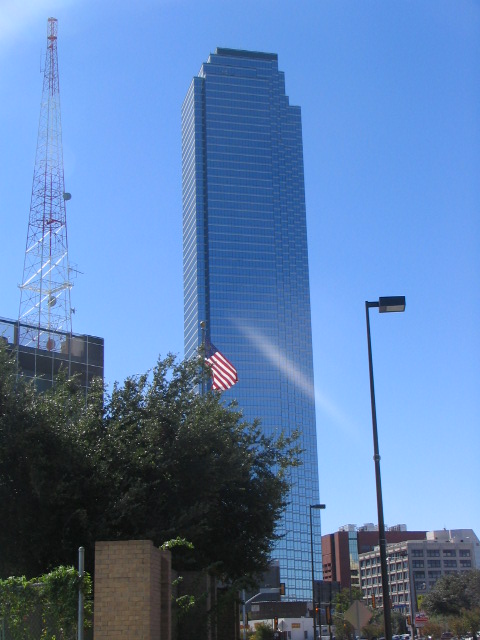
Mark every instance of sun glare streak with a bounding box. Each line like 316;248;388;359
236;320;358;437
313;387;358;438
238;322;315;399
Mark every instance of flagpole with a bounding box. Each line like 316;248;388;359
201;328;238;392
200;320;206;395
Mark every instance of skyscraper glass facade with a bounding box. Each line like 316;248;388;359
182;48;321;600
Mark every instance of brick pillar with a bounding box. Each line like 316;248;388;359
94;540;171;640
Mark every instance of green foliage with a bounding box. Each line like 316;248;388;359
423;569;480;616
332;587;364;640
0;575;37;638
0;345;100;576
420;570;480;640
160;537;195;551
334;587;363;613
175;594;196;613
363;619;384;639
422;619;444;639
348;605;405;639
253;622;275;639
0;566;92;640
39;566;92;637
391;610;408;634
0;345;300;583
362;603;387;640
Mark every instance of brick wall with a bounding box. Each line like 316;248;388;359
94;540;171;640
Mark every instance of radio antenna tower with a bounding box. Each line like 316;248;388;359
18;17;73;350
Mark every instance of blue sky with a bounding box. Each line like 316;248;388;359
0;0;479;541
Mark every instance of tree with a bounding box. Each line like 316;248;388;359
0;344;300;583
421;570;480;640
363;610;406;639
253;622;274;640
334;586;364;612
0;345;103;576
422;620;444;639
332;587;363;640
423;570;480;616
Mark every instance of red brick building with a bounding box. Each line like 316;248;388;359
322;524;427;590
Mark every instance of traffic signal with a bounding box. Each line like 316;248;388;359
274;617;278;630
372;594;376;609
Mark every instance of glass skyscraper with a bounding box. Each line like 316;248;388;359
182;48;321;601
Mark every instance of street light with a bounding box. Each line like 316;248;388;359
310;503;326;640
365;296;406;640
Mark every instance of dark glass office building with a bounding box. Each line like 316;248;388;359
182;48;321;600
0;316;104;396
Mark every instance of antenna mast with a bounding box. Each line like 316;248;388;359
18;17;73;350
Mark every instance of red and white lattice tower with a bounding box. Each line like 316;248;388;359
18;17;73;350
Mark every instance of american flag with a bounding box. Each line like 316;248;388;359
205;340;238;391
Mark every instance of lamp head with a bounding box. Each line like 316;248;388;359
379;296;406;313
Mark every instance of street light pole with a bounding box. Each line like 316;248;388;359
365;296;405;640
310;503;326;640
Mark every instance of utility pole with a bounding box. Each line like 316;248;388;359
18;17;73;350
